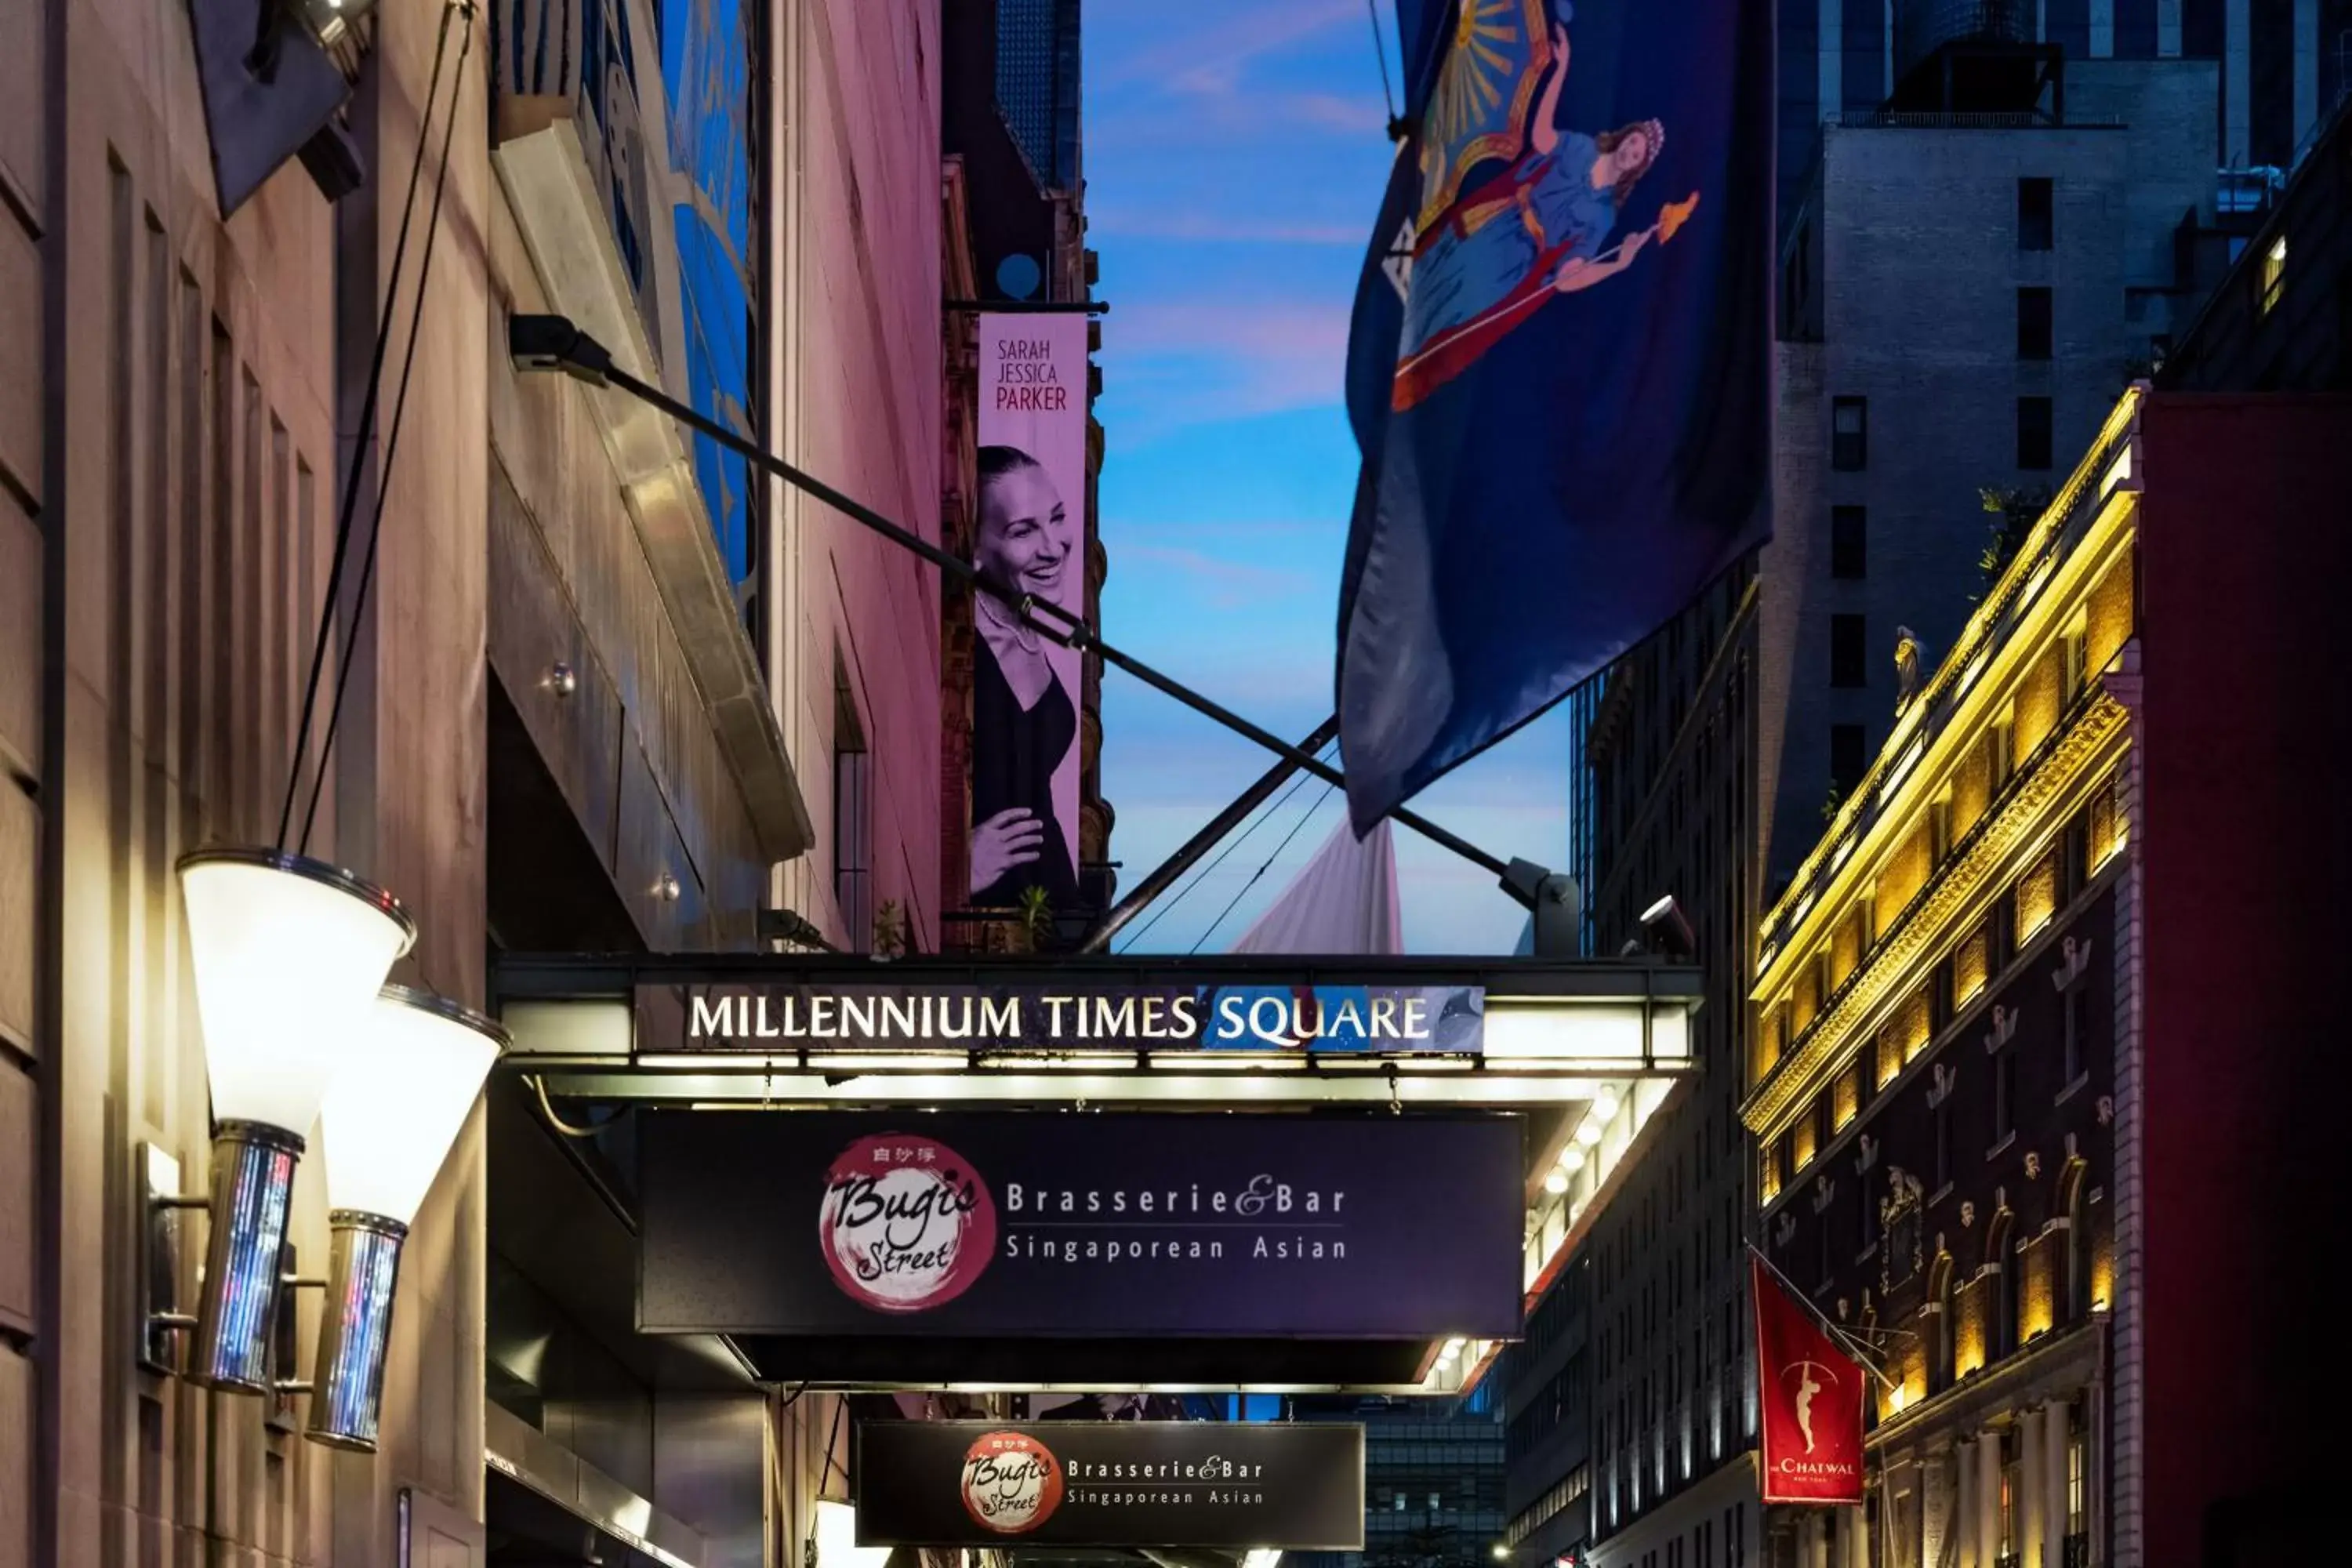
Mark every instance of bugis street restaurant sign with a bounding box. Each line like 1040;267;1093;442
637;979;1486;1054
854;1421;1367;1548
637;1111;1523;1339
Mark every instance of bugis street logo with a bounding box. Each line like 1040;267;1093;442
960;1430;1062;1534
819;1134;996;1312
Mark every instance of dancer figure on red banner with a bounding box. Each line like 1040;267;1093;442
1750;1255;1869;1504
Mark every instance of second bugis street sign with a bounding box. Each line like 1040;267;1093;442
854;1420;1367;1548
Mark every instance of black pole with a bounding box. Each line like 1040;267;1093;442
1080;715;1341;955
508;316;1513;882
944;299;1109;314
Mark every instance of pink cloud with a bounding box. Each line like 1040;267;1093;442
1102;0;1363;92
1087;208;1365;245
1109;298;1352;422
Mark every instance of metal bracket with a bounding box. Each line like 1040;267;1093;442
268;1253;328;1429
137;1143;208;1374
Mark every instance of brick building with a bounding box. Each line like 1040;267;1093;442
1744;383;2345;1567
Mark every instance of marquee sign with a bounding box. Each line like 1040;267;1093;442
638;980;1486;1054
637;1111;1524;1340
853;1421;1367;1548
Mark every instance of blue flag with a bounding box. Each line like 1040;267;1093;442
1337;0;1772;831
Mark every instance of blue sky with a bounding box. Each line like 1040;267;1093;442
1087;2;1573;955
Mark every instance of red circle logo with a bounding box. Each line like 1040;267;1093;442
960;1430;1062;1534
818;1133;996;1312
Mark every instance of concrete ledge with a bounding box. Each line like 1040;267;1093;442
492;120;811;863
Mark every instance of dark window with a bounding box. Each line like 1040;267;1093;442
2063;984;2091;1083
2017;287;2053;359
1831;614;1867;688
1933;1096;1952;1191
1992;1045;2016;1145
1831;724;1867;798
2017;396;2054;470
2018;177;2055;250
833;671;873;951
1831;396;1867;470
1831;505;1867;578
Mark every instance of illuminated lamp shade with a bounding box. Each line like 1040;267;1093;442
175;851;415;1393
813;1500;894;1568
306;985;506;1450
180;851;417;1132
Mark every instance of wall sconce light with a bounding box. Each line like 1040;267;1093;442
154;851;416;1393
812;1499;893;1568
307;985;506;1450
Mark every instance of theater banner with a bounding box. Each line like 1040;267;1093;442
637;1111;1523;1338
854;1421;1366;1548
637;978;1486;1054
1751;1257;1867;1504
968;314;1087;916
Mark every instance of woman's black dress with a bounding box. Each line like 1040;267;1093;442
971;638;1080;909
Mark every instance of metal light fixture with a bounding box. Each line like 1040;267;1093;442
307;985;506;1450
169;850;416;1392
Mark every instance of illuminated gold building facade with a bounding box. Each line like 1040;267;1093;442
1744;389;2141;1568
1744;372;2350;1568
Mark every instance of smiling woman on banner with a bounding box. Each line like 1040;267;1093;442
969;445;1081;909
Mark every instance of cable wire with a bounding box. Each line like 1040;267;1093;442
297;5;476;851
1114;740;1334;954
1366;0;1402;136
1189;775;1339;955
276;0;462;851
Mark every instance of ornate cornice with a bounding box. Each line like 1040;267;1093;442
1745;691;2130;1133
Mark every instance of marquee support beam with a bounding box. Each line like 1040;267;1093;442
506;314;1565;909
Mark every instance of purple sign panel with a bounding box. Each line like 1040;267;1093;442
637;1112;1523;1339
638;980;1485;1054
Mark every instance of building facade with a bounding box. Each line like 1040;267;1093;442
940;0;1113;949
1764;56;2226;896
1294;1392;1509;1568
4;0;973;1562
1746;383;2343;1567
1774;0;2352;237
1505;559;1770;1568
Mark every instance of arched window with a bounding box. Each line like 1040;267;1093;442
2056;1156;2091;1324
1926;1249;1957;1391
1984;1207;2018;1360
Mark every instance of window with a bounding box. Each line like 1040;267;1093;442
1991;1041;2016;1148
1831;505;1867;579
2000;1447;2022;1561
1933;1095;1952;1192
833;673;874;951
2018;178;2054;250
2063;982;2092;1085
2067;1428;2088;1534
1831;614;1867;688
2017;396;2054;470
2017;287;2053;359
2259;233;2287;314
1831;724;1867;800
1393;1494;1406;1512
1831;396;1867;470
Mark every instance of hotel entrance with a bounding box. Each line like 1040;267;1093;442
474;953;1699;1568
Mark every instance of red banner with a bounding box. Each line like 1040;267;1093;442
1751;1257;1867;1504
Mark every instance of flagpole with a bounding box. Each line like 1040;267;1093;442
1746;1241;1899;1392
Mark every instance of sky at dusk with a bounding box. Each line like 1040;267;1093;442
1087;1;1574;955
